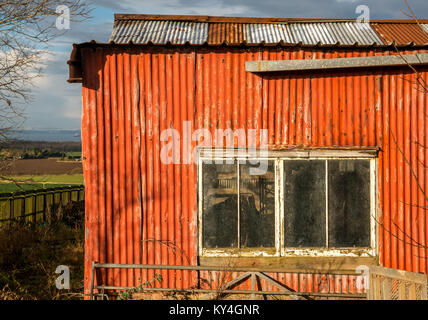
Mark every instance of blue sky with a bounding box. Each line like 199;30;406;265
26;0;428;130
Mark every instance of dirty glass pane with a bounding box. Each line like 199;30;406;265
239;160;275;248
328;160;371;247
284;160;326;247
202;162;238;248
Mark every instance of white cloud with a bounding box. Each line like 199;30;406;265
62;95;82;120
96;0;251;16
26;49;81;129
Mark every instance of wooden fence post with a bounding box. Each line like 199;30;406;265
43;193;47;223
21;195;25;221
32;193;37;223
9;198;13;226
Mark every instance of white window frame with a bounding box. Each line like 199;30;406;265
197;148;377;258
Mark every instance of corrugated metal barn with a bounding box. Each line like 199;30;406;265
68;14;428;299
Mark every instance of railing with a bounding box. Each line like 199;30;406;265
0;185;84;224
90;263;428;300
368;266;427;300
89;263;368;300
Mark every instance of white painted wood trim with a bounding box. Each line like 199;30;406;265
198;152;378;258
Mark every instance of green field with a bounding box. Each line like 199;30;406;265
0;174;84;193
4;174;84;183
0;183;79;193
65;152;82;157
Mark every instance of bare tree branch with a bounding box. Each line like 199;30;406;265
0;1;91;140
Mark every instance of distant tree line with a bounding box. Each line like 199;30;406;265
0;140;82;152
0;141;82;160
21;149;66;159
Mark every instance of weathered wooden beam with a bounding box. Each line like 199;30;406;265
246;53;428;72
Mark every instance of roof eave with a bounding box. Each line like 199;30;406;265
67;41;428;84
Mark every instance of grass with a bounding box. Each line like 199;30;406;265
1;174;83;184
65;152;82;157
0;184;79;193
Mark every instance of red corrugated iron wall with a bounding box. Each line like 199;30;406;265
80;46;428;296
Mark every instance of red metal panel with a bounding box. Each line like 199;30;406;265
103;50;113;286
371;23;428;45
420;60;427;275
110;51;121;287
381;56;391;269
79;46;428;297
410;62;419;273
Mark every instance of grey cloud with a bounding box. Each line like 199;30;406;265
52;0;428;50
94;0;428;19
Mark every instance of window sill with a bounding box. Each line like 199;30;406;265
201;247;376;258
282;247;376;257
201;248;277;257
198;256;379;273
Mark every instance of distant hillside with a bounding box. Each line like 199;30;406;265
1;140;82;152
9;129;81;142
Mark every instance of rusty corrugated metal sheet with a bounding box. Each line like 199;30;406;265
79;46;428;297
371;23;428;45
207;23;293;45
207;23;244;44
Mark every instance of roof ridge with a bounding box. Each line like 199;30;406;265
114;14;428;24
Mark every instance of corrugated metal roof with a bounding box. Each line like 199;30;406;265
108;15;428;46
244;24;293;44
207;23;244;44
288;22;382;45
421;23;428;35
110;20;209;44
371;23;428;45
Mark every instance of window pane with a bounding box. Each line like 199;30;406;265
239;161;275;248
328;160;371;247
284;160;326;247
202;162;238;248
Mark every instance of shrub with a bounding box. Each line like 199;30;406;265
0;207;84;300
